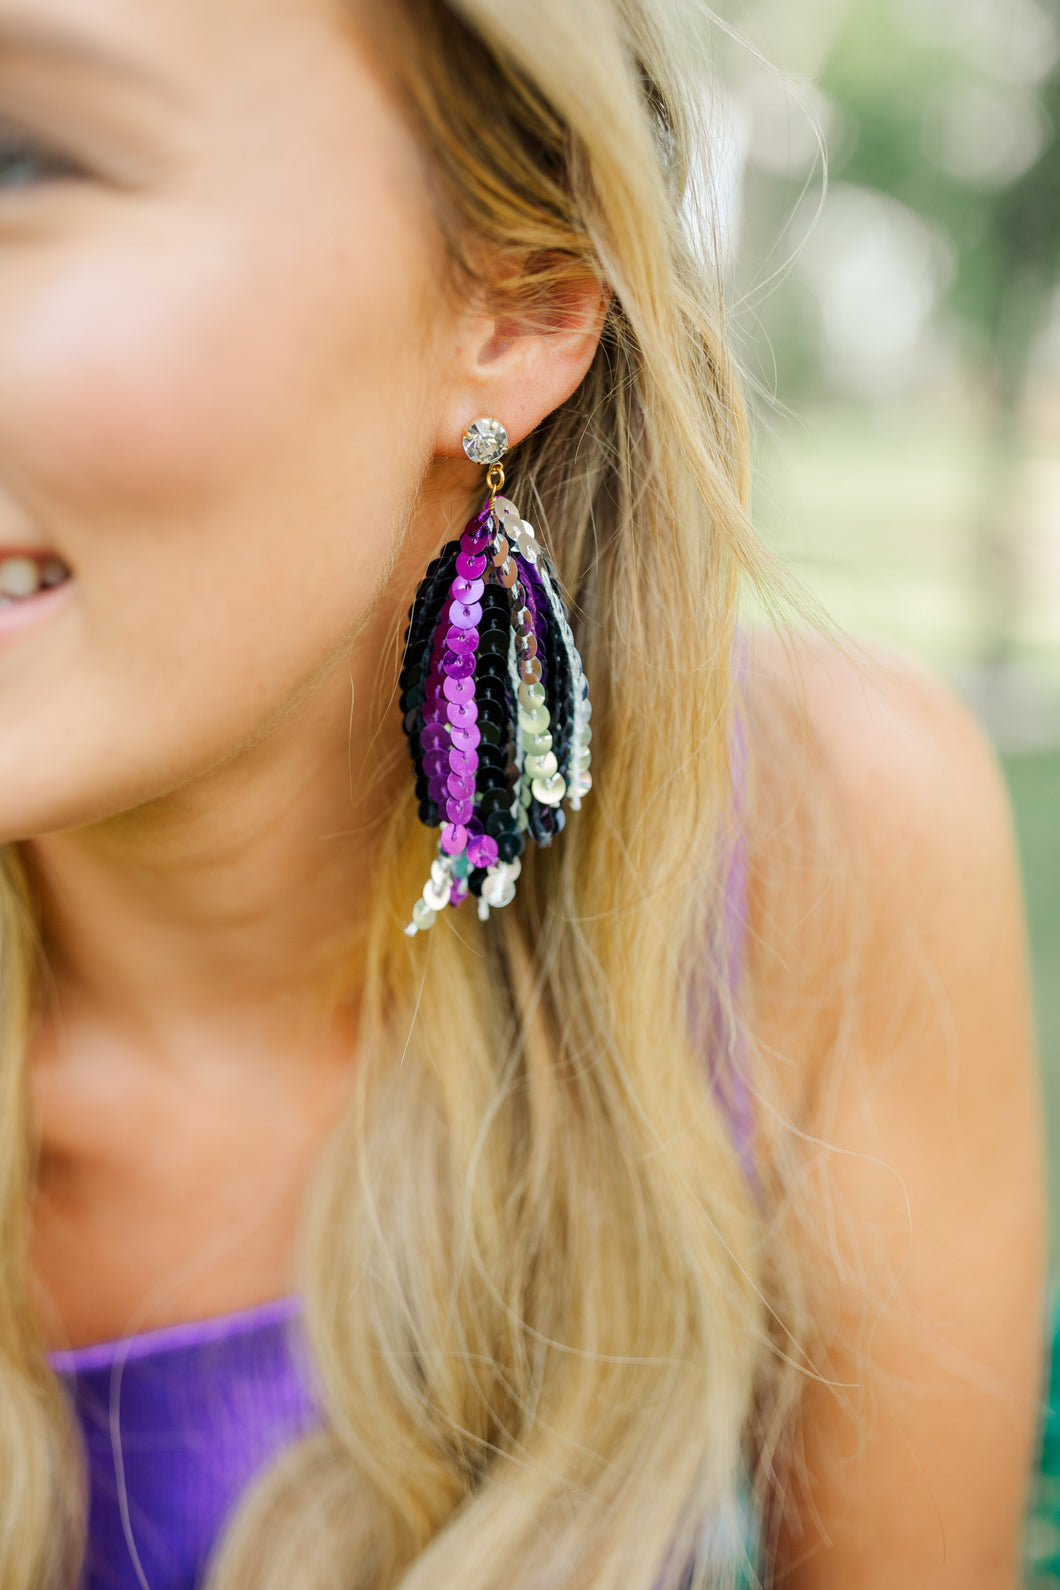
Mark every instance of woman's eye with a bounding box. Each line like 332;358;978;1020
0;132;83;191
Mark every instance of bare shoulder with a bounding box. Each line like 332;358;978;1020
739;625;1026;1122
744;624;1016;888
740;627;1047;1586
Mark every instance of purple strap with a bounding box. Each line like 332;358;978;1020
708;671;758;1189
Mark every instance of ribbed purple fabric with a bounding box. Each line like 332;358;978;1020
51;1298;319;1590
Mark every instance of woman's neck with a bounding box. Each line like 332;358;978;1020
24;636;393;1043
24;644;395;1347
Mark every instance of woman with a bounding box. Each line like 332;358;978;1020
0;0;1043;1586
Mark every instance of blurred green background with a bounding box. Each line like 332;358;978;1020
704;0;1060;1570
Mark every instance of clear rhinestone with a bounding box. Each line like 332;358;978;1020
462;418;509;466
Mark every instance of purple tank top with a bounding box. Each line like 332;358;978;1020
52;1298;318;1590
51;756;754;1589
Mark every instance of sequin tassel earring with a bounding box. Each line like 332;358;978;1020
399;418;593;935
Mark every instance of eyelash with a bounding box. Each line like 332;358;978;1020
0;130;83;190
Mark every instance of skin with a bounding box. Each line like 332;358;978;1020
747;633;1045;1588
0;0;1042;1581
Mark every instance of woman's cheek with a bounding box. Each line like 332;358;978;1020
0;216;314;509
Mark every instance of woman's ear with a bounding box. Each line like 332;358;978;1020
434;262;611;455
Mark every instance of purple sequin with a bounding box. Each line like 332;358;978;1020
517;554;548;638
441;822;468;853
446;700;478;728
443;675;474;704
467;833;499;869
450;722;481;751
448;601;483;629
456;551;487;580
451;576;485;605
448;747;478;778
445;626;478;656
442;651;475;680
461;526;490;555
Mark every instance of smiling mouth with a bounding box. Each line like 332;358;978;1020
0;553;71;607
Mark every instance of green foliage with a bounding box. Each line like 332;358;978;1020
723;0;1060;396
819;0;1060;368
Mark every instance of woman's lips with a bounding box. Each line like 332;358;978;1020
0;552;70;604
0;552;73;645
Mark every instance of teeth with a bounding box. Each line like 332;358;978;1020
0;557;41;598
0;554;70;600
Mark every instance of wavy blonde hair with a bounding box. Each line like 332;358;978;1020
0;2;813;1586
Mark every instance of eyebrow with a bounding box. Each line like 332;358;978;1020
0;13;179;99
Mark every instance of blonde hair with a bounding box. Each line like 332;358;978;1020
0;2;813;1585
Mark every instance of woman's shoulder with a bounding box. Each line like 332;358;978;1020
735;631;1044;1580
741;624;1008;828
737;625;1028;1123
